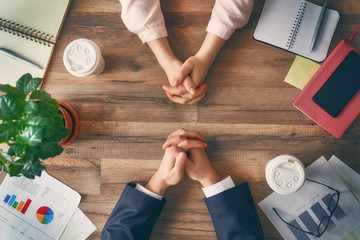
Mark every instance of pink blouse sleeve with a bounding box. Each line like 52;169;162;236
119;0;168;43
207;0;254;40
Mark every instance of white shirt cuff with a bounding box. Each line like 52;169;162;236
138;25;168;44
135;184;163;200
202;176;235;198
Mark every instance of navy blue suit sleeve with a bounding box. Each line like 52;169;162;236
101;183;166;240
204;182;264;240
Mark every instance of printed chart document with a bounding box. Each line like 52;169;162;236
0;171;81;240
259;156;360;240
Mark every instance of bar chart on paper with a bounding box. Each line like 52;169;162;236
0;172;81;240
259;157;360;240
288;193;346;240
3;194;32;214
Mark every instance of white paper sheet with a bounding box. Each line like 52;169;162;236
328;155;360;203
0;171;81;240
259;156;360;240
60;208;97;240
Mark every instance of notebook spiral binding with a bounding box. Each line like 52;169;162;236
286;1;307;50
0;18;53;47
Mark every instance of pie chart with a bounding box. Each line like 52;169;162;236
36;206;54;224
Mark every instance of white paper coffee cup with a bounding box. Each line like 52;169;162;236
265;154;305;195
63;38;105;77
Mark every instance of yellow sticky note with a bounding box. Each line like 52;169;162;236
284;56;321;90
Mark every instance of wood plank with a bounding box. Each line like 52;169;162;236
58;121;360;161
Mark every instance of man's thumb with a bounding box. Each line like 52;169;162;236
175;152;187;171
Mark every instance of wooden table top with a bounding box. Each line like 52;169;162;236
1;0;359;239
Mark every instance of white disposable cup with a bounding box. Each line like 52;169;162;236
63;39;105;77
265;154;305;195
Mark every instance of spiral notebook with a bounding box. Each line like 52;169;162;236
253;0;339;62
0;0;71;87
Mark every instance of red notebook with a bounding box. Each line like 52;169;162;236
293;25;360;138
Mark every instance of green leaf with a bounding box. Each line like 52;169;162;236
0;151;9;173
26;116;52;127
16;73;32;94
15;144;28;156
0;95;24;120
26;78;42;94
0;149;12;163
8;143;27;157
0;121;19;142
22;163;45;179
22;152;45;179
48;98;59;106
8;143;19;156
36;101;59;117
24;100;38;114
18;126;43;146
43;125;70;142
0;84;24;98
28;78;43;92
16;74;42;95
52;113;65;126
57;126;70;141
8;159;24;177
30;90;52;102
0;149;13;174
2;163;10;173
39;142;64;159
48;112;66;129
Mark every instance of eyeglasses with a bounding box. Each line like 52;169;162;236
273;178;340;238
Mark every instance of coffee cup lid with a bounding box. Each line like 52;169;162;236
265;155;305;195
63;39;101;77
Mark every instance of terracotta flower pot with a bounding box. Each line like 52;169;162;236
57;100;80;148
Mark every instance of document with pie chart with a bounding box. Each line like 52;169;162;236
0;171;81;240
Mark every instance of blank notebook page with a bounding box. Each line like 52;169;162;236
254;0;339;62
291;1;339;61
0;0;70;85
0;30;54;84
253;0;300;49
0;0;70;41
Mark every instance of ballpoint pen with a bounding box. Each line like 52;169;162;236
310;1;328;52
0;47;42;69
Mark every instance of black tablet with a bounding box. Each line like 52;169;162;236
313;51;360;117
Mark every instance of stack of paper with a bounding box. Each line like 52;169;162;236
259;156;360;240
0;171;96;240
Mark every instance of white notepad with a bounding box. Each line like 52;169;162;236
253;0;340;62
0;0;71;86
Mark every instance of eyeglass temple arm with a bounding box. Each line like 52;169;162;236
306;178;340;193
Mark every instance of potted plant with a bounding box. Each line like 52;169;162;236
0;73;79;179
